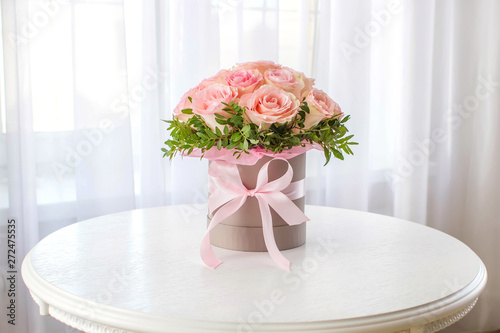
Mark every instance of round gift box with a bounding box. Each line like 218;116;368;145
208;153;306;252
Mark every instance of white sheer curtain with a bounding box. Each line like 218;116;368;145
0;0;498;332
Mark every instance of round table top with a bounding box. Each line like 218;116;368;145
22;205;487;333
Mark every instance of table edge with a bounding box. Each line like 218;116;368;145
21;246;487;333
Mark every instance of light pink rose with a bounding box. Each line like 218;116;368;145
225;69;263;96
191;84;238;131
265;67;316;99
173;86;199;122
287;68;315;99
234;60;281;75
263;68;302;97
303;89;342;129
240;85;299;129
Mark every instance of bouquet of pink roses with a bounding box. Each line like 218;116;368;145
162;60;356;164
163;61;357;270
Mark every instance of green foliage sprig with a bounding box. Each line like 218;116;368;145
162;100;357;165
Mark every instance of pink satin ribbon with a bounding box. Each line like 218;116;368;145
201;158;309;270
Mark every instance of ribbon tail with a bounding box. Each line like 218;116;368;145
256;195;291;270
201;196;247;269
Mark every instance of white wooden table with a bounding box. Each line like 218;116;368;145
22;205;487;333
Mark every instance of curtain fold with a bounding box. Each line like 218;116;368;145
430;1;500;331
0;0;498;332
72;0;136;221
393;0;435;224
1;0;40;332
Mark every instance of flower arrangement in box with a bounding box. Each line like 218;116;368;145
162;61;357;269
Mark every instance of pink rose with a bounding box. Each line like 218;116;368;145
225;69;263;96
235;60;281;74
264;68;302;97
173;86;199;122
240;85;299;129
192;84;238;131
303;89;342;129
287;68;315;99
264;67;315;99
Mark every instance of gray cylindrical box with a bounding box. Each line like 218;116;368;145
208;153;306;252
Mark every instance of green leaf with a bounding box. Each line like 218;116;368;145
231;132;242;142
331;148;344;160
217;139;222;150
300;101;310;114
187;96;192;103
241;124;251;136
227;142;238;150
181;108;193;114
205;128;217;138
196;132;209;140
206;139;215;151
323;148;331;166
343;134;354;141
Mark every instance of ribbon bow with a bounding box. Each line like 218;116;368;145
201;158;309;270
